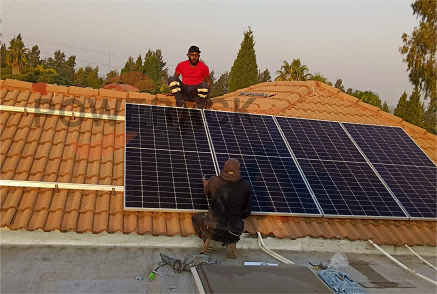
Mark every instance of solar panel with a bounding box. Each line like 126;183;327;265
276;117;408;218
205;110;321;216
343;123;435;167
276;117;366;162
124;104;217;211
374;164;437;219
298;159;407;217
343;123;436;219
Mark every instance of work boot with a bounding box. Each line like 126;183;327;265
200;238;214;255
226;243;238;259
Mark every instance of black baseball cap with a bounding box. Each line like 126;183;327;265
188;46;201;53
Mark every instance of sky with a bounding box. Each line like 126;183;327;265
1;0;420;107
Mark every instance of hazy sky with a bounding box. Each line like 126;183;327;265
2;0;419;106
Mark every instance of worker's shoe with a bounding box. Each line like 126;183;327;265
226;243;238;259
200;238;214;255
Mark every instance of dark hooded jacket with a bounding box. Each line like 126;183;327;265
203;170;252;235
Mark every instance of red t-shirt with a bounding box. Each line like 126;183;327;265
175;60;209;85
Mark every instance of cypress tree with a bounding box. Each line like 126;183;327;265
404;87;422;126
394;91;408;119
382;101;390;112
228;27;259;93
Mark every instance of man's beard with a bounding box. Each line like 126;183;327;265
189;58;199;66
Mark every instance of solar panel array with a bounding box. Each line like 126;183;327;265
276;117;407;218
344;123;437;219
124;103;436;220
205;111;320;215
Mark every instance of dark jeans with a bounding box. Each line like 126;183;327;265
168;76;210;109
192;212;241;244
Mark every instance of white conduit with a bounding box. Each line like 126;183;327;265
368;240;437;286
257;232;295;264
405;244;437;270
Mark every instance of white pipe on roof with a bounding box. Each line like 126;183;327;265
405;244;437;270
368;240;437;285
257;232;295;264
0;179;124;192
0;105;125;121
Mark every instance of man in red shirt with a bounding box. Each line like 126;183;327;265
169;46;212;109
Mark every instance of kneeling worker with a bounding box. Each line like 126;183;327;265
192;159;252;259
169;46;212;109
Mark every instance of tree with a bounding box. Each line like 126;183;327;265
394;91;409;119
74;66;101;88
6;34;27;75
135;78;155;92
422;100;436;134
404;87;422;126
211;71;230;98
308;73;331;85
87;66;101;89
142;49;168;86
43;50;75;82
1;43;8;68
27;45;41;68
382;101;390;113
334;79;345;92
120;71;149;87
346;88;353;95
228;27;259;92
351;90;382;108
399;0;436;102
275;59;311;81
106;70;119;81
121;56;135;74
258;69;272;83
134;54;142;72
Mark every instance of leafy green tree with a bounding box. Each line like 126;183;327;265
394;91;409;119
74;67;85;87
258;69;272;83
211;71;230;98
351;90;382;108
74;66;101;88
121;56;135;74
142;49;168;86
334;79;345;92
228;27;259;92
135;79;155;92
1;43;8;68
275;59;311;81
399;0;436;102
6;34;27;75
43;50;75;82
134;54;142;72
422;100;436;134
382;101;390;112
308;73;331;85
87;66;101;89
27;45;41;68
404;87;422;126
106;70;119;82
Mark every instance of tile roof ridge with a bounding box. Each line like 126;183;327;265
1;79;161;102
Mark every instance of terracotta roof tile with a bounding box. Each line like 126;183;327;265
1;80;436;246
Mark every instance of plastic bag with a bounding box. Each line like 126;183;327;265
181;254;219;272
328;251;349;269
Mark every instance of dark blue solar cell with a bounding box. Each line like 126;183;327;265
205;111;291;158
343;123;435;167
374;164;437;219
276;117;365;162
215;153;320;215
298;159;407;218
